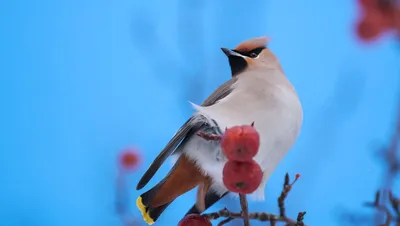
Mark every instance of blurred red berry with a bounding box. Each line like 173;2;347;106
295;173;301;180
394;10;400;31
119;148;141;171
357;12;385;41
223;160;263;194
358;0;375;9
381;7;400;29
221;125;260;162
178;214;212;226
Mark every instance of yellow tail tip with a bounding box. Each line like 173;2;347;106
136;196;155;225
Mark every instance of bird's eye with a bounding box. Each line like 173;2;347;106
249;52;258;58
247;47;264;58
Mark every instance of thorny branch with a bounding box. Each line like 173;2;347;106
368;47;400;225
373;4;400;223
380;92;400;189
217;217;234;226
341;90;400;225
202;173;306;226
365;191;393;226
389;191;400;217
364;190;400;225
357;85;400;224
240;194;250;226
355;96;400;225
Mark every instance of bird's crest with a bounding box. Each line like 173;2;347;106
234;36;270;52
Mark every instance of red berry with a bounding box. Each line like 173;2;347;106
356;12;385;41
119;148;140;171
380;7;399;29
358;0;374;9
222;160;263;194
178;214;212;226
221;125;260;162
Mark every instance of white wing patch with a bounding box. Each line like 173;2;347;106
189;101;202;111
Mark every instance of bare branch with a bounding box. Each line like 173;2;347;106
279;173;291;218
389;191;400;216
204;207;291;222
364;191;393;226
239;194;250;226
217;217;234;226
202;173;306;225
296;212;307;226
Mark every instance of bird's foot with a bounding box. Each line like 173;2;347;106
197;131;222;141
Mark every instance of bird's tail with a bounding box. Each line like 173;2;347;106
136;196;171;225
186;190;229;215
136;155;206;225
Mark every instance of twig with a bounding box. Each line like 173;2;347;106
376;43;400;224
381;103;400;189
202;173;306;225
204;208;292;222
204;208;307;224
279;173;291;217
389;191;400;217
217;217;234;226
364;191;393;226
239;194;250;226
279;173;301;223
296;212;307;226
389;191;400;225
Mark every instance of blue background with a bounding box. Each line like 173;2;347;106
1;0;399;225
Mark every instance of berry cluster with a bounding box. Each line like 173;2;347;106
178;124;262;226
356;0;400;41
221;124;262;195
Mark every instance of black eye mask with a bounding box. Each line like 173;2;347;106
228;47;266;76
233;47;266;58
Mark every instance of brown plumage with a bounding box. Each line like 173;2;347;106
235;36;284;73
136;154;213;225
234;36;270;52
149;155;207;207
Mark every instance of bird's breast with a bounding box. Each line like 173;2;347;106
195;80;303;172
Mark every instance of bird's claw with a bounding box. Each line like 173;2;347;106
197;131;222;141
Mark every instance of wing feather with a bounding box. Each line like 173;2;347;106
136;78;237;190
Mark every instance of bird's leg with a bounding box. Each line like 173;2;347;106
196;129;222;141
195;178;212;212
197;127;225;161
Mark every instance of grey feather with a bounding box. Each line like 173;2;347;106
201;78;237;106
136;78;237;190
136;117;201;190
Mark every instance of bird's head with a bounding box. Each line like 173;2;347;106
221;36;281;77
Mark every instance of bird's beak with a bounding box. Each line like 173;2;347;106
221;47;248;76
221;48;242;57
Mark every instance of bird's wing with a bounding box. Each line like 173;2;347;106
136;78;237;190
201;78;237;107
136;117;202;190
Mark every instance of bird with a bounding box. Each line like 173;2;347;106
135;36;303;225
